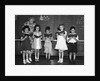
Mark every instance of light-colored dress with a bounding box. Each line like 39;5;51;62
33;32;42;49
44;33;53;54
55;31;68;50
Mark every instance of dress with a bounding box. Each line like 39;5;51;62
55;31;68;50
33;32;42;49
44;33;53;54
21;34;31;51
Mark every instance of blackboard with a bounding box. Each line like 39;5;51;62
15;15;84;40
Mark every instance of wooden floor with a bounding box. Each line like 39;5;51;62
15;54;84;65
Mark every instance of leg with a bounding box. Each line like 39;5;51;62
29;51;32;61
46;53;47;59
35;49;39;61
26;51;31;63
69;52;72;61
58;50;61;63
37;49;39;60
48;53;50;59
23;51;26;64
73;52;76;61
61;51;64;63
35;49;37;61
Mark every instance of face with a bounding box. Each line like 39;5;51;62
60;25;64;31
25;28;29;33
36;26;39;31
71;28;75;33
29;18;34;23
46;30;50;34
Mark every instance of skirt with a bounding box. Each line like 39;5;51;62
21;37;31;51
33;38;42;49
44;40;52;54
55;35;68;50
68;42;77;53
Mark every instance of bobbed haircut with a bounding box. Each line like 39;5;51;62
70;26;76;33
22;25;30;32
45;26;50;32
57;24;65;31
34;24;41;32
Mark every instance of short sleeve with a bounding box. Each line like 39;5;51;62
64;31;67;36
76;35;79;40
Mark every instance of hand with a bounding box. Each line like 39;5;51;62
21;38;24;41
73;37;78;41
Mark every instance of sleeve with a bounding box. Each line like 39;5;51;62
67;34;70;40
76;35;79;40
64;31;67;38
40;32;42;38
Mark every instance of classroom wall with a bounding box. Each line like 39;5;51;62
15;15;84;56
15;15;84;40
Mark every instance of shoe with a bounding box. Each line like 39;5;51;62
26;59;31;63
60;59;63;63
57;60;61;63
29;58;32;61
23;60;26;64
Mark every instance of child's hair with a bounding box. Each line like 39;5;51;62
57;24;65;31
70;26;76;33
22;25;30;32
45;26;50;32
34;24;41;31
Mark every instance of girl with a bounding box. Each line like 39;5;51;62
32;24;42;62
43;26;53;60
21;25;32;64
67;26;79;62
55;24;68;63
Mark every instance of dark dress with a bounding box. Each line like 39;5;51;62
68;33;78;53
21;34;31;51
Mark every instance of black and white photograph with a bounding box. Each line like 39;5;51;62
15;15;84;65
5;5;95;76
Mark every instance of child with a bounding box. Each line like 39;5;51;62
43;26;53;60
32;24;42;62
21;25;32;64
55;24;68;63
67;26;79;62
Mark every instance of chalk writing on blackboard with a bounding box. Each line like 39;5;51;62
76;16;84;29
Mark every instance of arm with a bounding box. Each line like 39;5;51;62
67;36;72;42
21;36;26;41
29;36;33;43
40;32;42;38
32;32;35;39
73;35;79;42
40;32;43;41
